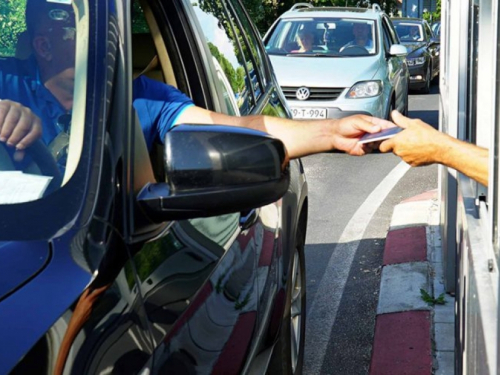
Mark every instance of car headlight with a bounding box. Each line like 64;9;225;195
347;81;382;98
407;56;426;66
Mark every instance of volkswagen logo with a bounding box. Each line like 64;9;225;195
296;87;310;101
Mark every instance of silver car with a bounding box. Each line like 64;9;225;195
264;4;409;120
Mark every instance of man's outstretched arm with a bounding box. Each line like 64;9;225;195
177;106;393;159
379;110;489;186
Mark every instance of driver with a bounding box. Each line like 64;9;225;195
340;23;374;53
0;0;393;171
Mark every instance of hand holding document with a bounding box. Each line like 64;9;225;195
0;171;53;204
357;127;403;144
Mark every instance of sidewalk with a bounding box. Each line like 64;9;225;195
369;190;455;375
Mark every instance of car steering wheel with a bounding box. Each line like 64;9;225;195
0;140;63;195
339;45;369;56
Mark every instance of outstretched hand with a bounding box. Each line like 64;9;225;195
332;114;395;155
379;110;444;166
0;100;42;161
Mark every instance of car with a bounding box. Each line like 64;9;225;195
263;3;409;120
0;0;308;374
431;21;441;38
392;17;441;93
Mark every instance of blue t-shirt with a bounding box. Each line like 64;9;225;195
0;57;194;153
133;75;194;151
0;56;69;146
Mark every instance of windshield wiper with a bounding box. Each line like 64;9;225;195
286;53;336;57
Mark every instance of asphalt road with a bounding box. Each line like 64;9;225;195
301;84;440;375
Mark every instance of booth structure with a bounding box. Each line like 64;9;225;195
401;0;438;18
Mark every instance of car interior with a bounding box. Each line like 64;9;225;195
132;0;196;184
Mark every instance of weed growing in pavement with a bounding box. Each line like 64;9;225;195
420;289;446;305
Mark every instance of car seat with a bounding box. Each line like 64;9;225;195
132;33;164;81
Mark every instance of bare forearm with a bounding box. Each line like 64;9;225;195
177;106;389;158
232;115;336;158
438;135;489;186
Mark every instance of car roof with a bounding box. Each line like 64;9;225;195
279;4;385;21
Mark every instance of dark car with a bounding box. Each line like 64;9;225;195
0;0;308;374
432;21;441;38
392;17;440;93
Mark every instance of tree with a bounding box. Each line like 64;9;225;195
0;0;27;56
423;0;441;22
242;0;401;35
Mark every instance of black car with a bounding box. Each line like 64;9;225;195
0;0;308;374
392;17;440;93
432;21;441;38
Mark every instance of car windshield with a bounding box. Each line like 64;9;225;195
0;0;88;206
265;17;377;57
393;21;424;42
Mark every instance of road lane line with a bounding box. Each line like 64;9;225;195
303;161;411;375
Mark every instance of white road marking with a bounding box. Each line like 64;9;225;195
303;161;410;375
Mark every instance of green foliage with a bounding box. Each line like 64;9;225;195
423;0;441;22
0;0;27;56
209;42;245;93
420;288;446;305
131;1;149;34
242;0;401;35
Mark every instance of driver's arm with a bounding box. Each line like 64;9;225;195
0;100;42;161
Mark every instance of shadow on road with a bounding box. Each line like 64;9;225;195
304;237;384;375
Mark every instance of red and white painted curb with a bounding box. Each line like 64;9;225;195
370;190;445;375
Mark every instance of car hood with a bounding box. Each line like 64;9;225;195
0;241;50;301
401;42;427;54
269;55;381;87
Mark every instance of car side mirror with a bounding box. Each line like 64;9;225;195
137;124;290;222
389;44;408;57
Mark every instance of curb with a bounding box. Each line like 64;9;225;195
369;190;455;375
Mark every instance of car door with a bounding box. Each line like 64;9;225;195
424;21;440;78
126;0;283;373
381;15;408;116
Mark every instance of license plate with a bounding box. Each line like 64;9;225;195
291;107;327;119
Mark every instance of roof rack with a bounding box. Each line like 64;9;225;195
371;3;382;11
290;3;314;11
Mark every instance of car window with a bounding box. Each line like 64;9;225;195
192;1;255;114
225;1;265;109
0;0;88;205
381;18;395;53
432;22;441;37
383;16;399;44
265;17;377;57
423;21;433;40
393;21;424;42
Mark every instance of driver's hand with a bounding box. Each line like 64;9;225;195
331;114;394;156
0;100;42;161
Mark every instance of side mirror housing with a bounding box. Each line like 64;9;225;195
389;44;408;57
137;124;290;221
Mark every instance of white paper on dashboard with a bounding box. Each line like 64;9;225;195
0;171;53;204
